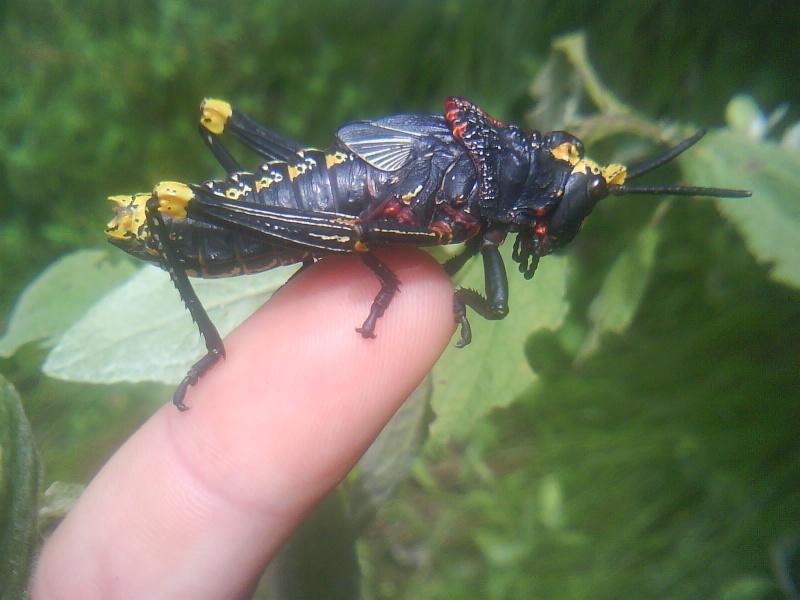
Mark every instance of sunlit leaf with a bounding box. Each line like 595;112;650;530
725;94;767;140
430;247;569;444
38;482;84;521
680;130;800;288
43;264;297;385
577;217;662;360
0;250;137;357
349;375;432;525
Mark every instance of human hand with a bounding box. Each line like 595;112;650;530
32;249;455;599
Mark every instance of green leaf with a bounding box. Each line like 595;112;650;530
348;375;432;526
680;130;800;288
430;247;569;444
43;264;297;385
725;94;767;139
577;214;663;361
549;32;630;118
529;31;665;144
38;482;84;522
270;491;360;600
0;249;137;357
0;374;41;599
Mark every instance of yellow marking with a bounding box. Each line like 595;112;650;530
200;98;232;135
601;163;627;185
326;151;348;168
154;181;194;219
574;158;602;175
288;163;304;180
551;141;581;165
401;184;423;204
309;233;351;244
354;241;369;252
225;187;244;200
108;194;131;207
288;155;318;180
255;176;275;192
106;193;150;241
571;159;627;186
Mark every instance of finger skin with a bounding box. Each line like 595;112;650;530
32;249;455;599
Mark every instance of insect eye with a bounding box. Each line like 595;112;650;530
587;175;608;202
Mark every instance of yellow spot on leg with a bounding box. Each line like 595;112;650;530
200;98;233;135
602;163;627;186
154;181;194;219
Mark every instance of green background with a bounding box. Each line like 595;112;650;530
1;1;799;598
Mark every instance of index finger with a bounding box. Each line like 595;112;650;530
32;249;455;599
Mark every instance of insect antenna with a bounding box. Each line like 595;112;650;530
607;129;751;199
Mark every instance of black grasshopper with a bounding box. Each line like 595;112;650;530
106;97;750;409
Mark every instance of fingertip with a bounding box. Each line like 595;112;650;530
34;249;457;599
182;248;455;500
224;248;456;388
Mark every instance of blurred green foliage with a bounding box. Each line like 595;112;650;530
1;0;797;307
1;0;799;598
366;202;799;599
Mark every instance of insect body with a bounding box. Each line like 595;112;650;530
107;98;750;409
